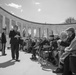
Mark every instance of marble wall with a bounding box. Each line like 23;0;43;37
0;7;76;39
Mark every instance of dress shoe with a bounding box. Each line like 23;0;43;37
2;54;7;56
53;68;63;73
12;58;15;60
16;59;20;62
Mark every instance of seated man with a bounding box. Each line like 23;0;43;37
60;37;76;63
62;35;76;75
53;27;75;73
47;34;58;66
30;39;37;60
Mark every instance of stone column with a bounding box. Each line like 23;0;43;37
17;22;22;37
5;17;10;34
0;14;3;33
41;27;44;38
27;26;31;37
3;16;6;28
31;27;34;38
9;19;12;31
26;25;28;37
36;27;38;37
39;27;41;38
21;23;23;37
47;28;49;38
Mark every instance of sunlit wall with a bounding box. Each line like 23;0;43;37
0;7;76;39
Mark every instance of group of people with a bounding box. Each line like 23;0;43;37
52;27;76;75
1;25;21;62
1;25;76;75
24;27;76;75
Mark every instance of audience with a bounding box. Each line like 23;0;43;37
0;27;76;75
53;27;75;74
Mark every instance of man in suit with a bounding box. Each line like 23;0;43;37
1;28;7;56
9;25;21;62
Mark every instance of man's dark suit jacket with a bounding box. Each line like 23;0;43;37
1;32;6;44
9;30;20;45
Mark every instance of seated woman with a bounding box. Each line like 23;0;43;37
57;31;68;66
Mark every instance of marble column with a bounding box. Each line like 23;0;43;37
41;27;44;38
25;25;28;37
3;16;6;28
39;27;41;38
17;22;22;37
47;28;49;38
9;19;12;30
31;27;34;38
36;28;38;37
21;23;23;37
0;14;3;33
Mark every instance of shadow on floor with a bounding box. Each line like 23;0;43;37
0;55;3;57
41;62;62;75
0;54;7;57
30;58;38;62
0;60;15;68
41;63;56;70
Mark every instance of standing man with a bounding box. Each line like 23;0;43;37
1;28;7;56
9;25;21;62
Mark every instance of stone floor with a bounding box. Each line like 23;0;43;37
0;49;62;75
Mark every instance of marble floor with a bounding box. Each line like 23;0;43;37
0;49;62;75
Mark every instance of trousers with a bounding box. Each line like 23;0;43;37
62;55;72;75
2;43;6;55
11;43;19;60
